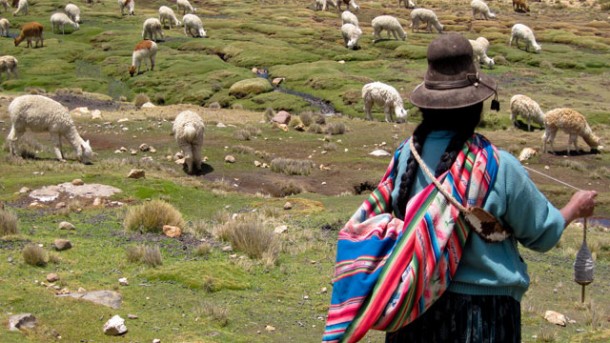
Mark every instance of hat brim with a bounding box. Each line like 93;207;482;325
409;73;496;110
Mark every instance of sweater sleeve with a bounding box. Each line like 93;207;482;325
487;151;566;252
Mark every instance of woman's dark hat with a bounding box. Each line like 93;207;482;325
410;33;499;110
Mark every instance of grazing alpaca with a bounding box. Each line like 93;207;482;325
542;108;601;155
7;95;93;164
129;40;158;76
14;21;43;48
362;82;408;122
173;110;205;174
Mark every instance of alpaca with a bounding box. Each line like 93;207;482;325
510;94;545;131
173;110;205;174
14;21;43;48
7;95;93;164
362;82;408;122
0;55;18;81
410;8;444;33
129;40;158;76
542;108;601;155
509;23;541;53
371;15;406;42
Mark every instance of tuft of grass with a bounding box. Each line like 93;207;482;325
314;114;326;125
0;207;19;236
194;301;229;327
123;199;185;233
299;111;314;126
559;159;586;172
275;181;303;197
22;244;48;267
126;244;163;267
134;93;150;109
195;243;212;257
326;122;346;135
213;213;279;262
263;107;275;122
308;123;324;134
323;142;338;151
234;129;252;141
270;158;315;176
232;144;256;155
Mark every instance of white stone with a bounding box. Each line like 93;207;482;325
118;277;129;286
103;315;128;336
369;149;391;157
274;225;288;234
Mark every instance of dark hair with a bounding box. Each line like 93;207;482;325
395;102;483;218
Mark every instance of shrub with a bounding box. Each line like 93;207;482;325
134;93;150;109
23;244;48;267
213;213;279;262
308;123;323;134
126;244;163;267
123;200;185;233
270;158;315;176
326;122;346;135
0;207;19;236
232;145;255;155
299;111;314;126
195;243;212;257
323;142;337;151
234;129;251;141
244;125;262;136
288;116;304;129
314;114;326;125
194;301;229;327
263;107;275;122
275;181;302;197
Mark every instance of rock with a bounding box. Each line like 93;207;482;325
369;149;391;157
93;197;103;206
19;187;31;194
55;202;67;209
162;225;182;238
544;310;567;326
58;221;75;230
174;151;184;160
272;110;291;125
8;313;37;331
140;156;154;163
130;149;138;155
139;143;150;152
117;118;129;123
141;102;156;108
261;163;269;169
72;178;84;186
274;225;288;234
53;239;72;251
127;169;145;179
152;339;161;343
273;123;289;131
47;273;60;283
103;315;128;336
271;77;285;86
265;325;276;332
128;314;138;319
283;202;292;210
118;277;129;286
519;147;538;162
216;122;226;128
149;146;156;153
321;287;327;294
57;290;122;309
175;157;186;165
120;146;128;152
224;155;236;163
294;123;305;131
254;160;262;167
72;107;90;116
221;246;233;252
91;109;103;120
229;78;273;98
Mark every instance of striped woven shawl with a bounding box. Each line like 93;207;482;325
322;134;499;343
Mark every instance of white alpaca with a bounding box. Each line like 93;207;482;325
142;18;164;41
315;0;337;11
510;94;545;131
341;23;362;49
159;6;181;29
509;23;541;53
50;12;79;35
129;40;158;77
469;37;494;69
398;0;416;9
65;3;81;23
0;18;9;37
372;15;406;42
362;82;408;122
13;0;27;16
410;8;444;33
341;10;358;27
1;0;9;13
338;0;359;12
118;0;135;16
176;0;195;15
183;14;206;38
471;0;496;20
173;110;205;174
7;95;93;164
542;108;601;155
0;55;18;81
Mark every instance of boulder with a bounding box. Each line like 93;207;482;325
58;221;75;230
103;315;128;336
229;78;273;98
162;225;182;238
53;239;72;251
127;169;145;179
272;111;291;125
8;313;37;331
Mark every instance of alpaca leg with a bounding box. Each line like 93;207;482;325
6;125;23;156
192;143;202;173
50;133;65;161
568;134;578;155
364;100;373;120
384;105;392;122
180;143;194;174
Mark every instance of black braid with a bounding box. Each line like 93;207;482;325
395;102;484;218
396;122;432;217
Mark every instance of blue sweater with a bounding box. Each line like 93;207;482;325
390;131;565;301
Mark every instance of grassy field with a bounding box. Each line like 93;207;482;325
1;0;610;342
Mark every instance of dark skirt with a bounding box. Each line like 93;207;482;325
385;292;521;343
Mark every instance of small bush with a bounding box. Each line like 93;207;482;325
270;158;315;176
275;181;302;197
195;243;212;257
323;142;337;151
263;107;275;122
23;244;48;267
288;116;304;128
194;301;229;327
244;125;262;136
232;145;255;155
134;93;150;109
234;129;251;141
214;214;279;262
314;114;326;125
326;122;346;135
299;111;314;126
308;123;323;134
0;207;19;236
126;244;163;267
123;200;185;233
208;102;221;109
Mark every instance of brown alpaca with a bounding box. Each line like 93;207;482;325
513;0;530;12
14;22;43;48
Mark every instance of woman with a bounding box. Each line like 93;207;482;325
322;33;596;343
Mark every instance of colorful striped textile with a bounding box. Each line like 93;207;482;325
322;134;499;343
